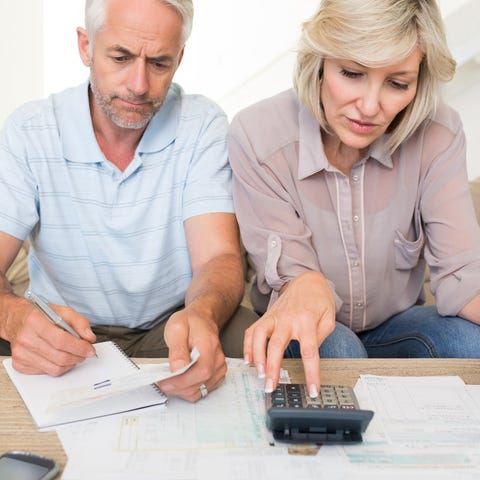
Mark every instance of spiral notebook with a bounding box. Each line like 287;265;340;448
3;341;180;431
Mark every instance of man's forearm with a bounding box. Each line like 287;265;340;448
185;253;245;330
0;272;18;340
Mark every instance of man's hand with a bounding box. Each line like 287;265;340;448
156;307;227;402
4;298;97;376
156;212;245;402
244;271;336;398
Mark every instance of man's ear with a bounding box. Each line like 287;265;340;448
77;27;91;67
176;47;185;70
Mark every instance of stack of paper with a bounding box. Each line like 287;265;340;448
59;372;480;479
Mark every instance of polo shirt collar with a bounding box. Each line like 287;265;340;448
297;103;393;180
137;83;180;154
59;80;180;164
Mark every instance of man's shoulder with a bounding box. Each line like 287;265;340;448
169;83;226;119
4;83;85;131
5;97;54;129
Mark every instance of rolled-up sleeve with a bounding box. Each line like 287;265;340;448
420;113;480;315
228;108;342;311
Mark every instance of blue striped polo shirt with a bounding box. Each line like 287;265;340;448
0;81;233;328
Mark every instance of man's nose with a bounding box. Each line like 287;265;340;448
127;60;149;97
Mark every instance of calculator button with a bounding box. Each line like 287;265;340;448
267;383;358;411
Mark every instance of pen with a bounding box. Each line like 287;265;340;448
25;290;81;339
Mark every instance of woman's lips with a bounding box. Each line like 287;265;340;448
347;117;378;134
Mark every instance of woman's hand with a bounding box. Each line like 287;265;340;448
244;271;335;397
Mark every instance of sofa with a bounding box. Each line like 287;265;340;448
6;177;480;307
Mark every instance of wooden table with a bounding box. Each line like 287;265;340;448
2;357;480;475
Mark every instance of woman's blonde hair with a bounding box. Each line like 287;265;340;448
293;0;456;153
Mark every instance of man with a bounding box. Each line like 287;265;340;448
0;0;256;402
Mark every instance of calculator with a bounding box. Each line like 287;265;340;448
265;384;374;443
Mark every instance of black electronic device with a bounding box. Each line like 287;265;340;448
0;451;59;480
265;383;374;443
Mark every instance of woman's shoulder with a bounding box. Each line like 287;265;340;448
422;102;464;153
429;102;463;134
228;89;301;155
230;90;300;135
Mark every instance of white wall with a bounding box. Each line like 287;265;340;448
441;0;480;179
0;0;44;123
38;0;319;117
1;0;479;177
43;0;87;94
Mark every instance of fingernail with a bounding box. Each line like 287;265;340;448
256;363;265;379
309;384;319;398
264;378;274;393
243;354;251;365
161;383;174;392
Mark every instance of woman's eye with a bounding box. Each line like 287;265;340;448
390;80;409;91
340;69;361;79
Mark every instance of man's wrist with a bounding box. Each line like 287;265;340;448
183;298;223;334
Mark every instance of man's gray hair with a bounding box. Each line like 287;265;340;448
85;0;194;51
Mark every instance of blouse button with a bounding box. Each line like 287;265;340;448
353;215;359;222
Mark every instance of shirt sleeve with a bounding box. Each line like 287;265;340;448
420;111;480;315
182;101;234;220
228;113;342;311
0;110;40;240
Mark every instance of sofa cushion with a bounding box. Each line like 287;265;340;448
5;240;30;297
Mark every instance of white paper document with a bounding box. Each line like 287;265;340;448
60;359;279;479
49;347;199;411
3;341;198;430
333;375;480;479
60;371;480;480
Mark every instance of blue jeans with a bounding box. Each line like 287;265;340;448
284;306;480;359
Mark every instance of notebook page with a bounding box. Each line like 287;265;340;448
3;341;167;431
49;346;200;410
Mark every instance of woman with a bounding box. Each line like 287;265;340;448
228;0;480;398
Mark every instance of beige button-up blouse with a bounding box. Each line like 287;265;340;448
228;89;480;332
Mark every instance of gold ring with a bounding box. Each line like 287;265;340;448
199;383;208;398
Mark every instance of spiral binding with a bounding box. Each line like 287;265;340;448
110;341;164;396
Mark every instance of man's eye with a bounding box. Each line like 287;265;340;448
112;56;129;63
340;69;361;79
150;60;169;70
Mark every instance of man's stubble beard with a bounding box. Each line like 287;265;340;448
89;70;164;130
